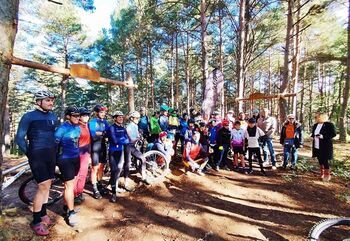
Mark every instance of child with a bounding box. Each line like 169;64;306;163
245;118;266;175
231;121;246;173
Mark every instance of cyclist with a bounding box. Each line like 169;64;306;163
16;90;57;236
88;104;109;199
152;131;174;161
55;107;81;226
125;111;151;188
159;104;169;132
183;129;209;176
245;118;266;175
179;113;189;155
73;107;92;204
108;111;129;203
280;114;303;169
138;107;150;143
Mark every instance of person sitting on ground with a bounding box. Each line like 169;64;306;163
280;114;303;170
231;120;246;173
245;118;266;175
55;107;81;226
183;130;209;176
152;131;174;162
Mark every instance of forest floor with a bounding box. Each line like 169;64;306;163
1;138;350;241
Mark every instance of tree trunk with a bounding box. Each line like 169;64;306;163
183;32;191;114
279;0;294;123
175;33;179;109
299;64;306;123
0;0;20;214
292;0;301;116
149;44;155;110
170;35;174;108
339;1;350;142
237;0;247;113
218;8;225;116
200;0;208;98
60;47;69;121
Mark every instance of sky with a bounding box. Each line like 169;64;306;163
78;0;118;39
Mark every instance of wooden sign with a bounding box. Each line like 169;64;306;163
70;64;100;82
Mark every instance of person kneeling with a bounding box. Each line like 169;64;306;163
152;131;174;164
183;130;209;176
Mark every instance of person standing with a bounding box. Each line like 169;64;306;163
138;107;150;142
159;104;169;132
108;111;129;202
215;119;231;171
55;107;81;226
73;107;92;204
280;114;303;169
257;108;277;169
311;113;336;181
150;111;162;142
231;121;246;172
89;104;109;199
16;90;57;236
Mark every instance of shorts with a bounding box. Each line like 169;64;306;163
57;157;80;181
232;146;245;155
91;139;107;166
27;147;56;183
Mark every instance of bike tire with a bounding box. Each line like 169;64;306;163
143;150;170;182
308;218;350;241
18;173;64;206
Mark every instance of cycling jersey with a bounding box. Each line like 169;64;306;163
109;123;129;152
55;121;81;160
79;122;91;154
159;115;169;131
16;109;58;153
88;118;109;141
138;115;150;134
126;122;140;144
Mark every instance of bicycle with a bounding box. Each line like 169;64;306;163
18;168;64;206
308;218;350;241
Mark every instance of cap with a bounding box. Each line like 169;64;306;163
222;119;230;126
248;118;256;123
287;114;295;119
159;131;167;138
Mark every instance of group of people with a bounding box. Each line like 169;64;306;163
15;89;336;236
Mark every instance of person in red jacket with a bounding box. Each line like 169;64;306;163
183;130;209;176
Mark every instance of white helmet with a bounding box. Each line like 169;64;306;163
34;90;55;101
113;111;124;117
129;111;140;118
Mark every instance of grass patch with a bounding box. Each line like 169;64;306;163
330;158;350;181
296;157;317;172
336;190;350;203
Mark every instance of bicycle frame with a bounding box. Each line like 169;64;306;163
2;161;30;190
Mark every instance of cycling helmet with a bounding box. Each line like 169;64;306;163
159;131;167;138
160;104;169;111
129;111;140;118
222;119;230;126
79;107;91;115
65;106;80;116
34;90;55;101
112;111;124;118
93;104;108;113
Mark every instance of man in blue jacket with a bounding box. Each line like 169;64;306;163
16;90;57;236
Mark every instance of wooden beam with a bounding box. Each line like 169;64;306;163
10;56;136;88
235;92;297;102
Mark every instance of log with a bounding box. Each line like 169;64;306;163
235;92;297;102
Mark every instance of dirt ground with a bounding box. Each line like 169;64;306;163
1;140;350;241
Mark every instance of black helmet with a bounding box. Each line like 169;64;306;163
65;106;80;116
93;104;108;113
79;107;91;115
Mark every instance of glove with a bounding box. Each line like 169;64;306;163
218;146;223;151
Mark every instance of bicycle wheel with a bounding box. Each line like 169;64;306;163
18;173;64;206
143;150;170;182
308;218;350;241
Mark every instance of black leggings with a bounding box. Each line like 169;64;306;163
317;157;330;169
91;139;107;166
109;150;126;189
248;147;264;172
125;144;146;178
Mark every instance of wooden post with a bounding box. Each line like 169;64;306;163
127;72;135;113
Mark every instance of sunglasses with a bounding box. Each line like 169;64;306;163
71;114;80;118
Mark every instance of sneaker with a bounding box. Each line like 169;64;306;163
272;166;277;170
213;166;220;171
248;169;253;174
41;215;53;226
142;177;153;185
263;161;269;167
110;194;117;203
30;222;49;236
115;187;126;193
197;169;205;176
124;184;135;192
74;196;82;204
98;186;109;196
93;190;102;199
67;211;78;226
78;193;85;201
